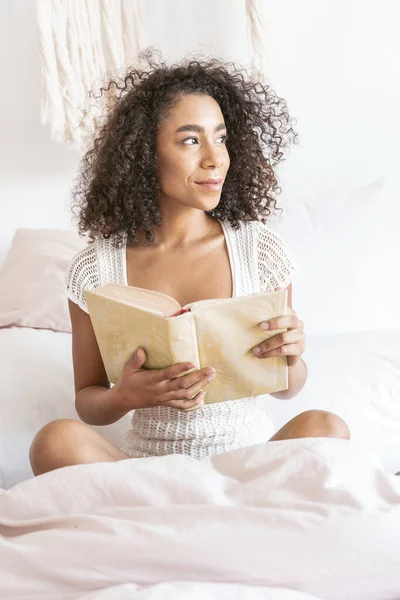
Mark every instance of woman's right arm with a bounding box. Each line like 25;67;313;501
69;299;130;426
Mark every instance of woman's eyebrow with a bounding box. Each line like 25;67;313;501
175;123;226;133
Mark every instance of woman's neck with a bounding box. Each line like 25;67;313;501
149;204;217;249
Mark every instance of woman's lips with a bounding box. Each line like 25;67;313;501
195;178;223;191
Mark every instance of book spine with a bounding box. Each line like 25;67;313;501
167;312;200;369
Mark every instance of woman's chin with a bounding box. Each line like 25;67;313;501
194;194;221;212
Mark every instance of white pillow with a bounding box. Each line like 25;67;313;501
0;229;86;333
273;177;400;335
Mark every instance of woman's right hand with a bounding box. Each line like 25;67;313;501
112;348;216;411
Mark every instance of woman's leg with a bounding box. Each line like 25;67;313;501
269;410;350;442
29;419;130;476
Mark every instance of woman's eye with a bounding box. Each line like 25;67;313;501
182;134;228;146
182;137;198;145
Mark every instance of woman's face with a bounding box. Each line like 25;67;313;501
156;93;230;212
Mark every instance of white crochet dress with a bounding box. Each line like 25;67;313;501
65;220;298;459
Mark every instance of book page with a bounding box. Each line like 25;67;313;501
85;290;199;384
191;290;288;403
89;284;182;317
183;297;228;311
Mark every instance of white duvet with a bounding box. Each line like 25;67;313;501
1;437;400;600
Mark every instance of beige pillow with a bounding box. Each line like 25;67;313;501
0;229;87;333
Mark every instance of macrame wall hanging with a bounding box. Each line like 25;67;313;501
246;0;267;79
36;0;267;149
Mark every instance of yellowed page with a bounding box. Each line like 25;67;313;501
85;290;198;384
87;284;181;317
167;312;200;369
191;289;288;403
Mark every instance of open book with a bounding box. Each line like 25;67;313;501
84;284;289;406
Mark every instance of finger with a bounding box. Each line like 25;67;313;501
256;342;305;359
259;314;302;332
165;390;206;411
126;347;146;371
166;372;215;401
253;330;304;356
154;361;197;383
165;367;216;394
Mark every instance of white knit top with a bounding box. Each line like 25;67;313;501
65;220;298;459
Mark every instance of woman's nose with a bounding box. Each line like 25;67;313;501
200;144;225;169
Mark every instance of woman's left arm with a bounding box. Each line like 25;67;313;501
252;284;308;400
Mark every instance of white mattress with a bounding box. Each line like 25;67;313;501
263;328;400;473
0;327;131;488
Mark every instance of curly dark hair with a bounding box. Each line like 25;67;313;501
72;50;297;248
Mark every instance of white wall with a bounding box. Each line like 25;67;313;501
260;0;400;199
0;1;78;257
1;0;399;255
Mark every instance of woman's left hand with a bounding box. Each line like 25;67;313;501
252;306;305;367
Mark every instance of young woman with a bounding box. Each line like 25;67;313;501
30;54;350;476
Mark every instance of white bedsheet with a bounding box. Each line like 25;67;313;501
74;582;324;599
1;437;400;599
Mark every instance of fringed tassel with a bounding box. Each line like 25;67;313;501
245;0;268;80
36;0;144;149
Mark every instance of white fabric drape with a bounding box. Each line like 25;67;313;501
36;0;144;148
245;0;268;79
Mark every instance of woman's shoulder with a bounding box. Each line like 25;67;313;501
64;240;100;313
253;221;299;291
222;218;289;250
65;235;126;313
224;219;299;291
253;220;291;253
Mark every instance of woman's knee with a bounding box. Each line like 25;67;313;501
29;418;86;475
299;409;350;440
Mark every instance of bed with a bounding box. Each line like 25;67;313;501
1;177;400;598
0;325;399;490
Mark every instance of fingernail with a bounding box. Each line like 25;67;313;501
253;346;261;355
205;367;216;376
260;322;269;330
207;374;216;382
